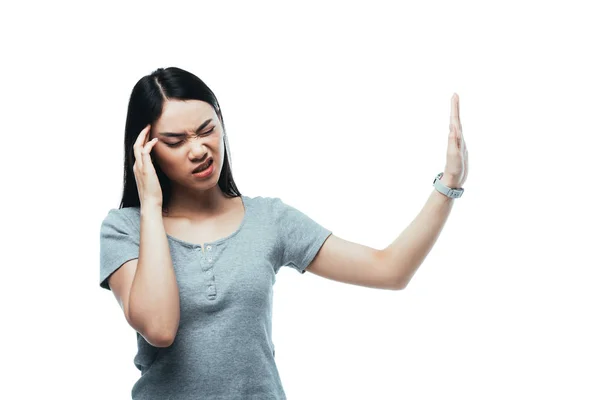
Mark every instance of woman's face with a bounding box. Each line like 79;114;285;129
149;99;225;188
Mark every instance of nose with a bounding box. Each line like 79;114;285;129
188;136;209;160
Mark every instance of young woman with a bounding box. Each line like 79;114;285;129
99;66;334;399
99;67;468;399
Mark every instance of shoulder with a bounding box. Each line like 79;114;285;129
100;207;140;234
242;194;284;214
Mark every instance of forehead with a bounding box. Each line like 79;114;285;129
154;100;216;131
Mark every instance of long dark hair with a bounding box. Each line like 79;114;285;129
119;67;241;211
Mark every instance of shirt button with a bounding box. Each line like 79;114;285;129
206;245;212;251
208;258;213;262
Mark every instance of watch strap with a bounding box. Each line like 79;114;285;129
433;172;464;198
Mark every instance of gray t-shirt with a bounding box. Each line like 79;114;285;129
99;195;332;399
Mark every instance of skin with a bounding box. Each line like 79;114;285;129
147;100;235;220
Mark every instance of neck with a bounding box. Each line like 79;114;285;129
164;185;230;220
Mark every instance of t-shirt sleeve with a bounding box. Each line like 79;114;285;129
99;209;141;291
273;197;332;274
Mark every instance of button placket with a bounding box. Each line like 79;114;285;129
207;245;216;296
201;245;216;293
206;244;213;263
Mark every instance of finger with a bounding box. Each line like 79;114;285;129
142;138;159;169
134;124;151;149
143;136;158;152
449;126;464;149
448;124;459;150
455;125;462;150
134;125;151;168
450;93;461;131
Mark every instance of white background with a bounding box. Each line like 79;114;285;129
2;1;598;399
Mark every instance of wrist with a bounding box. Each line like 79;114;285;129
141;203;164;218
441;173;460;188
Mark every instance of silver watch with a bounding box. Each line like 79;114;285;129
433;172;464;198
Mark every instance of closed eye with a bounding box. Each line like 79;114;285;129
165;127;215;147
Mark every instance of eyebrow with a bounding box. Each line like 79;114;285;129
159;118;213;137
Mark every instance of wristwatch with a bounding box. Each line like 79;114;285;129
433;172;464;199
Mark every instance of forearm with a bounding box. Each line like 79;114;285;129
129;205;181;345
382;180;455;289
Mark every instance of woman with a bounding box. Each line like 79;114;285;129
99;67;333;399
99;67;468;399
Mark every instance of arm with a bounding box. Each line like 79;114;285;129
128;205;181;346
381;176;456;289
307;94;467;290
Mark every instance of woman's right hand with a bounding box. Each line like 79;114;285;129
133;124;163;208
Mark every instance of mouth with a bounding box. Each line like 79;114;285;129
192;158;214;174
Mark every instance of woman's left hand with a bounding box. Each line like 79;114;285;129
443;93;469;188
